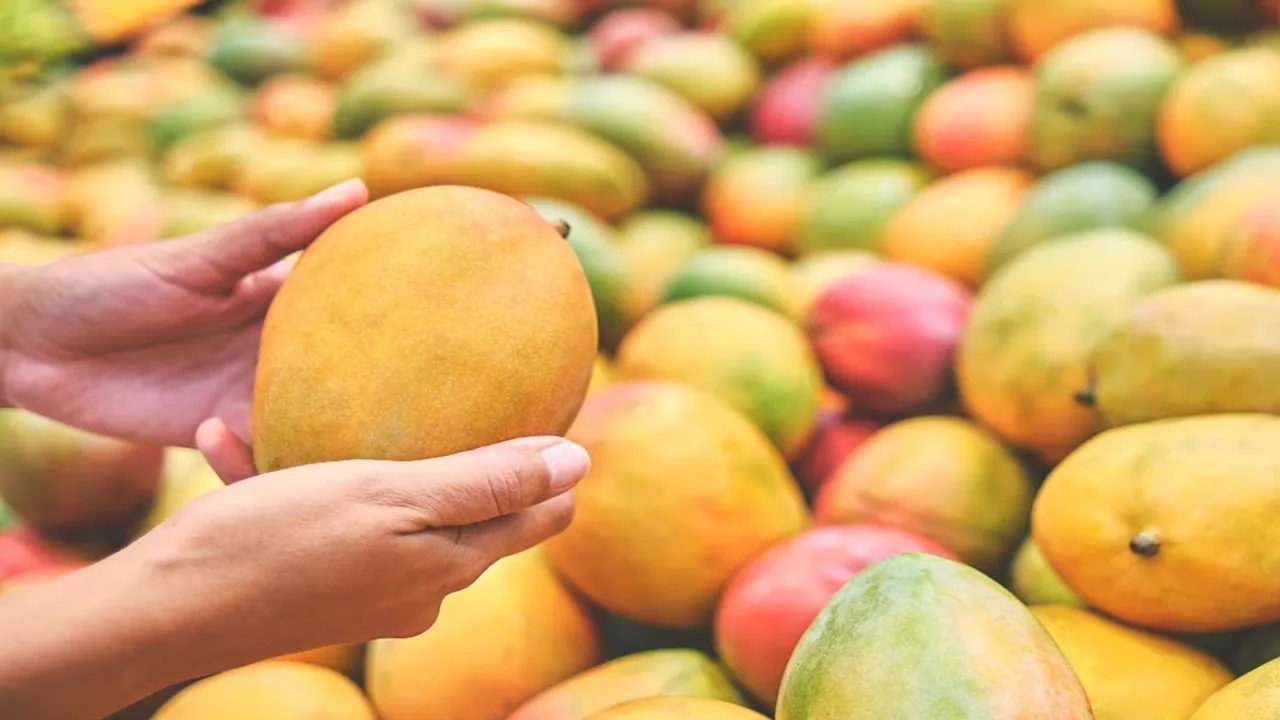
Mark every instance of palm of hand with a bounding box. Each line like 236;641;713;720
0;180;368;450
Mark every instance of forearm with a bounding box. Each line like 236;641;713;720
0;546;211;720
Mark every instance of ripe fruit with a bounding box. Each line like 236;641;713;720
799;158;932;255
1009;537;1085;608
661;246;804;320
912;67;1033;174
583;697;767;720
749;57;836;146
544;381;807;630
807;263;972;416
1006;0;1177;62
775;553;1092;719
152;661;375;720
588;8;681;71
252;185;597;473
1190;657;1280;720
714;524;957;705
791;411;882;497
700;146;822;257
814;416;1033;572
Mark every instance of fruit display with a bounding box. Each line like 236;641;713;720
5;0;1280;718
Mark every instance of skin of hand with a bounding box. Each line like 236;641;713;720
0;177;370;459
0;434;590;720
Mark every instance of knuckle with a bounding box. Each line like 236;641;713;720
482;458;531;517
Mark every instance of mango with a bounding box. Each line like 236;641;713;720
1190;657;1280;720
700;146;821;257
332;67;474;141
749;57;836;146
586;7;682;71
1156;47;1280;179
958;229;1182;463
544;381;808;630
584;697;766;720
1006;0;1178;62
508;649;745;720
0;409;164;537
1030;605;1234;720
151;189;259;239
152;661;375;720
816;44;947;162
814;415;1032;572
808;263;972;416
273;644;363;678
660;246;803;321
452;119;649;222
367;548;601;720
723;0;813;66
919;0;1014;68
61;158;161;246
882;166;1033;289
806;0;921;61
715;525;956;706
413;0;581;29
161;123;262;191
621;32;761;122
1218;189;1280;287
1010;537;1085;608
359;114;480;199
308;0;414;81
434;18;574;92
525;197;634;352
792;410;882;497
776;553;1093;719
912;66;1033;174
986;161;1158;275
1026;27;1184;174
0;162;66;235
616;210;711;322
798;158;932;255
790;250;878;316
0;81;70;150
230;137;363;205
588;355;614;396
1083;280;1280;428
146;84;247;153
616;296;823;457
249;74;338;141
1033;414;1280;632
0;230;84;265
207;17;309;85
251;186;597;473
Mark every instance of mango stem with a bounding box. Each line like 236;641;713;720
1128;529;1161;558
550;218;571;238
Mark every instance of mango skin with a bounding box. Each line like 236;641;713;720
1029;605;1233;720
957;229;1182;464
508;649;744;720
1191;657;1280;720
1033;414;1280;633
544;381;808;631
813;415;1033;573
615;296;824;458
1088;280;1280;429
251;186;597;473
616;210;711;322
152;661;375;720
1010;537;1085;608
776;553;1093;720
584;697;766;720
453;119;650;222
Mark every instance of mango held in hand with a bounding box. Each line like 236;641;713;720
252;185;597;473
1033;414;1280;632
1081;280;1280;429
775;553;1093;720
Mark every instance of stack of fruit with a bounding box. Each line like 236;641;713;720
5;0;1280;717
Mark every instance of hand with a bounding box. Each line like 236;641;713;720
114;435;587;674
0;178;369;452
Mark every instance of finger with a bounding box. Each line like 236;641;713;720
196;417;258;484
371;437;591;530
156;178;368;294
452;491;576;568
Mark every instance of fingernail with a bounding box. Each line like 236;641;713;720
540;441;590;492
304;178;366;208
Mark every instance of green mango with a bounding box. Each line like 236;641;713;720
331;65;474;140
207;18;308;86
799;158;933;254
776;553;1092;719
147;84;247;153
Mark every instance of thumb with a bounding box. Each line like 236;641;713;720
372;437;592;530
154;178;368;294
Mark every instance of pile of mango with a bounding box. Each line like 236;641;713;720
7;0;1280;718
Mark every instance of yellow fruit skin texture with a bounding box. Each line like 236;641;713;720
367;548;602;720
1010;537;1086;608
544;381;808;630
1030;605;1233;720
1190;657;1280;720
583;697;767;720
615;296;824;458
1006;0;1177;62
509;649;745;720
957;229;1182;463
1089;280;1280;429
454;120;650;222
813;416;1033;573
152;661;375;720
436;18;573;92
252;186;597;474
1033;414;1280;633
